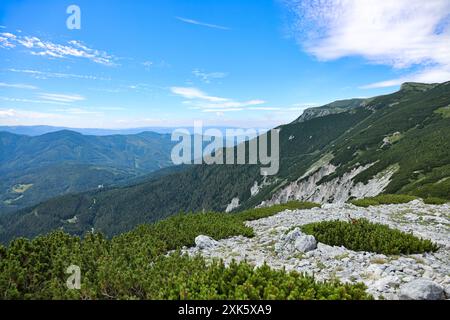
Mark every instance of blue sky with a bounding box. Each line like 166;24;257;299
0;0;449;128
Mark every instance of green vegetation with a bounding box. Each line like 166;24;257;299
301;219;438;255
434;105;450;118
237;201;320;221
423;197;449;205
0;130;176;214
0;202;371;300
2;81;449;243
350;194;418;207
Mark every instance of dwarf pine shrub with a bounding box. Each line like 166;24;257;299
301;219;438;255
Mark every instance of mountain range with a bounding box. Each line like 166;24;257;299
0;130;177;214
0;81;449;243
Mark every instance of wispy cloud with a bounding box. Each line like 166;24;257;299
142;61;153;70
0;32;117;66
176;17;230;30
284;0;450;87
0;82;38;90
171;86;267;112
360;67;450;89
54;107;103;115
0;108;63;119
0;96;69;106
202;108;244;113
171;87;228;102
39;93;85;103
192;69;228;83
7;68;112;81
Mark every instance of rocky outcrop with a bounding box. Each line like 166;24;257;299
225;197;240;213
399;279;444;300
260;163;399;206
183;202;450;300
275;228;317;257
294;99;365;123
295;108;341;123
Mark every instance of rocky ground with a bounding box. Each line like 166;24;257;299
182;200;450;300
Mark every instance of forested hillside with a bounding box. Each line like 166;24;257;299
0;130;176;213
1;81;449;244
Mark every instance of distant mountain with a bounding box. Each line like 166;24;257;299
0;125;177;136
1;81;449;243
0;130;177;214
0;125;251;137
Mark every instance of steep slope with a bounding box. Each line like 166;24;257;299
263;81;450;205
1;81;449;243
0;130;176;213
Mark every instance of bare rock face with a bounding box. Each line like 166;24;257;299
399;279;444;300
261;162;399;206
225;197;240;213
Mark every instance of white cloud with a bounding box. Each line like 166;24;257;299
285;0;450;87
142;61;153;69
7;68;111;81
361;66;450;89
249;107;281;111
39;93;85;103
0;96;69;106
192;69;228;83
0;32;117;66
54;107;103;115
0;108;63;119
0;82;37;90
171;86;267;112
171;87;228;102
176;17;230;30
202;108;244;113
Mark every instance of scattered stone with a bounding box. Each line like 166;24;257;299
444;285;450;299
373;276;400;291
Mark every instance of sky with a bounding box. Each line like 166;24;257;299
0;0;449;129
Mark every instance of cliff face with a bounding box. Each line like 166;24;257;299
260;163;399;206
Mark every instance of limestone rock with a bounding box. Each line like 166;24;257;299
275;228;317;255
195;235;219;250
399;279;444;300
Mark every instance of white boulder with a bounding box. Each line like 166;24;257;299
275;228;317;255
399;279;444;300
195;235;219;250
